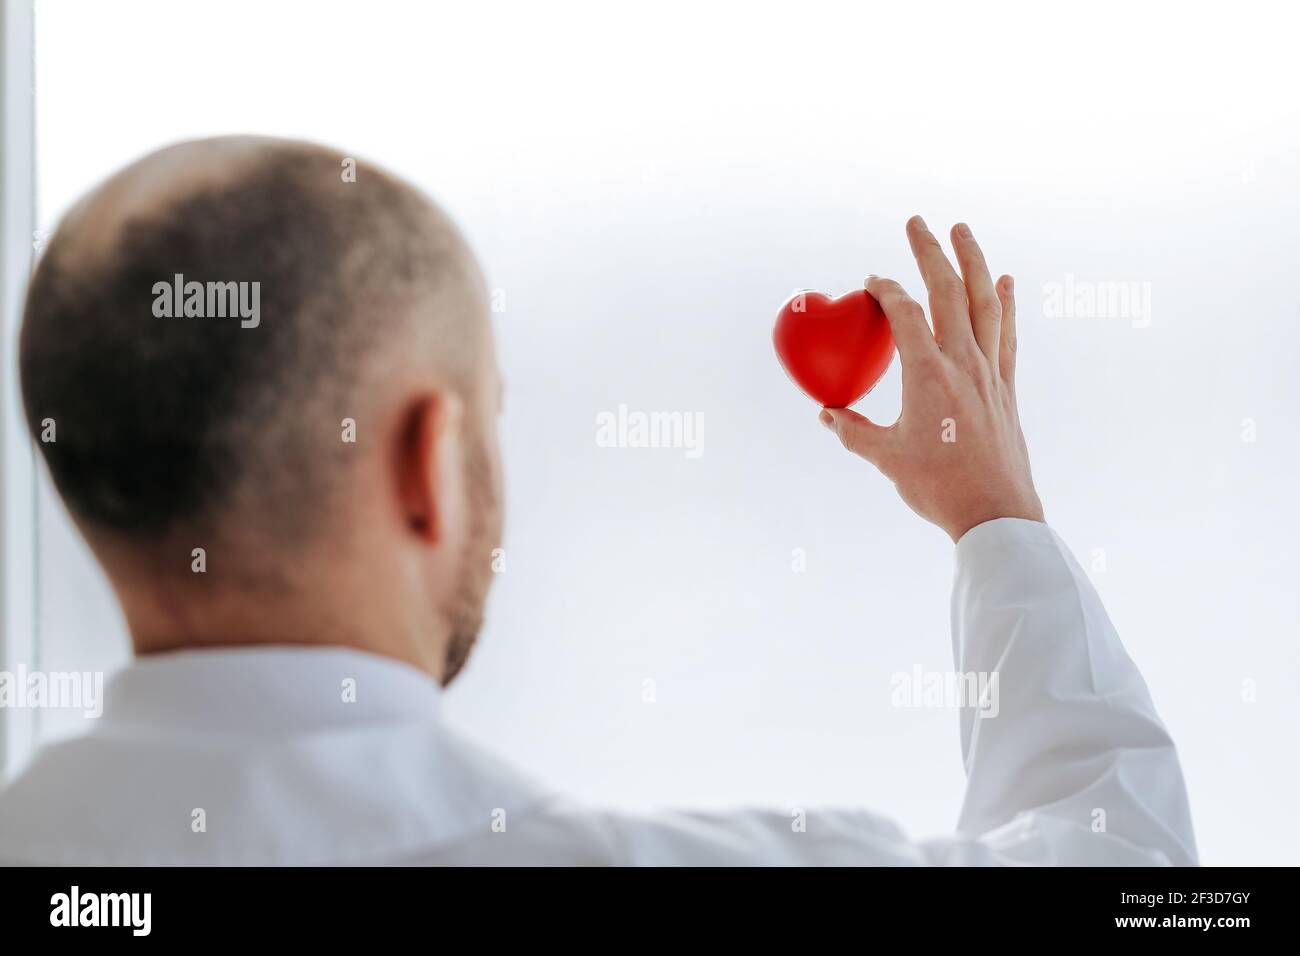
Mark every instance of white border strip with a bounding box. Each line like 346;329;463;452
0;0;38;778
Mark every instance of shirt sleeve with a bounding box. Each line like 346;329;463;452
925;517;1197;865
475;518;1198;866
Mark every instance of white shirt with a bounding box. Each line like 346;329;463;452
0;518;1197;865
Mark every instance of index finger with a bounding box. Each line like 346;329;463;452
865;275;938;362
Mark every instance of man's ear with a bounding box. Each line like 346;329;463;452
395;391;462;544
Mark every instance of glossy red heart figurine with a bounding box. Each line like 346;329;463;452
773;289;895;408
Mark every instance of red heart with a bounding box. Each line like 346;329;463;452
773;289;895;408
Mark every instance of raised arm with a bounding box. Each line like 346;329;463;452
821;217;1195;864
479;218;1195;866
933;515;1197;864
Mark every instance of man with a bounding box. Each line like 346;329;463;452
0;137;1195;865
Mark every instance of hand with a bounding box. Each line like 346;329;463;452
821;216;1044;543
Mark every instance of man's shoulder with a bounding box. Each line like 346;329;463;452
0;726;919;866
0;720;553;866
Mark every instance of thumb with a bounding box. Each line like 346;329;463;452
820;407;889;466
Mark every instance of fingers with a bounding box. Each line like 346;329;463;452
950;223;1001;369
996;274;1017;383
865;276;938;362
905;216;978;357
819;407;890;468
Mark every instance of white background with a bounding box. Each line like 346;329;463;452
27;0;1300;864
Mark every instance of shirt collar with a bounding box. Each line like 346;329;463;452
93;645;443;737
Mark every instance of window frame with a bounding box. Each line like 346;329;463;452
0;0;38;779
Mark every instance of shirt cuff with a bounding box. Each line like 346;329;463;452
955;516;1055;558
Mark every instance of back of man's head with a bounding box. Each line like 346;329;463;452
20;137;503;681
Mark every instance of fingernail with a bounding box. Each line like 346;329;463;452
819;409;834;429
955;222;972;239
865;274;878;285
1006;275;1014;292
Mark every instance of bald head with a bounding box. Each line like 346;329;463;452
21;137;490;555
